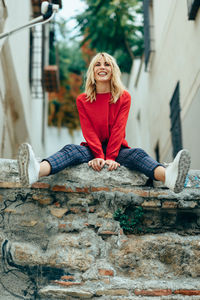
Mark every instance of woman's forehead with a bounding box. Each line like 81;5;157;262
94;55;111;64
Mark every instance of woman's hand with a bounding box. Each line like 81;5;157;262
88;158;105;171
105;160;120;171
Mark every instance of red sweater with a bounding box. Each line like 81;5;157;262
76;90;131;161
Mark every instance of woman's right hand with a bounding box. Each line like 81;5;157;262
88;158;105;171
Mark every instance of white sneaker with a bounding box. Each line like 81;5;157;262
164;149;191;193
18;143;40;186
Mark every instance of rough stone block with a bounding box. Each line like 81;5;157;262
95;288;129;296
142;200;161;208
32;194;52;205
0;181;22;188
39;285;93;299
50;207;68;218
162;201;178;209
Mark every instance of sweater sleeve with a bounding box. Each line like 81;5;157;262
106;93;131;161
76;96;105;159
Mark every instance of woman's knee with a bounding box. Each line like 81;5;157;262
61;144;93;163
61;144;76;152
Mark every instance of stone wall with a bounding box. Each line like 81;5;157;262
0;159;200;299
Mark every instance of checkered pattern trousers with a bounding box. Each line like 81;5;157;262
44;144;162;180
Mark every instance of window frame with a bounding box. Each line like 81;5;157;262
187;0;200;20
170;82;183;158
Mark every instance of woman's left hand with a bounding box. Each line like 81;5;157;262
105;160;120;171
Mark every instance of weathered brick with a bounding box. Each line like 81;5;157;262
174;290;200;296
4;208;16;214
53;281;82;287
50;207;68;218
134;289;172;296
61;275;75;281
4;208;24;215
0;181;22;188
32;194;52;205
31;182;50;189
58;223;66;229
91;187;110;192
99;231;118;236
75;187;90;193
162;201;178;209
149;190;168;197
52;185;74;192
119;229;124;235
98;269;114;276
142;200;161;208
70;207;80;214
96;289;128;296
89;207;95;213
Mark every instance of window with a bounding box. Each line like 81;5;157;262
143;0;154;71
187;0;200;20
170;82;183;158
154;142;160;163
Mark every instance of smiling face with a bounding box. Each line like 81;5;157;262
93;55;112;83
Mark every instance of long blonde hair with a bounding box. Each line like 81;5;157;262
85;52;125;103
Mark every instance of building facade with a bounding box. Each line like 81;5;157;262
126;0;200;169
0;0;61;158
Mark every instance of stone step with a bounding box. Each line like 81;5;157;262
38;278;200;299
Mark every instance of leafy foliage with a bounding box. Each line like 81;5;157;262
75;0;144;72
48;20;88;131
113;206;144;234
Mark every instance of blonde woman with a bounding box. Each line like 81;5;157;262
18;52;191;193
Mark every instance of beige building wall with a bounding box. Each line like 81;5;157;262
127;0;200;169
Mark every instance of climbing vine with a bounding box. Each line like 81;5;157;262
113;206;144;234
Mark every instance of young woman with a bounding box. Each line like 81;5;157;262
18;52;191;193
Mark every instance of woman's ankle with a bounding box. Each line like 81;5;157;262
39;161;51;177
154;166;166;182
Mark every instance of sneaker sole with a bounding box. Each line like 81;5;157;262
174;149;191;193
18;143;30;186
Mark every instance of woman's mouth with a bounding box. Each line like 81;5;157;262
98;72;107;76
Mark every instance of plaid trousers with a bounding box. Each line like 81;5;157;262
44;144;162;180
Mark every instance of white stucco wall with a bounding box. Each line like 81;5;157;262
3;0;32;136
127;0;200;168
0;0;50;158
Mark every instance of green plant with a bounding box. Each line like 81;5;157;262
113;206;144;234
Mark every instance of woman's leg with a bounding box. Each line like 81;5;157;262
116;147;163;181
18;143;94;185
116;147;191;193
41;144;94;176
